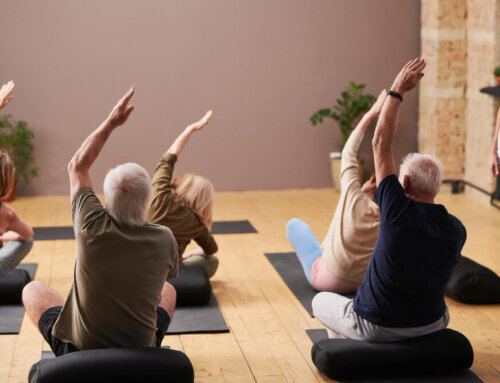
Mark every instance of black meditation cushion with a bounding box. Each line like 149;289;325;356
311;329;473;380
28;347;194;383
168;265;212;306
446;256;500;304
0;269;31;304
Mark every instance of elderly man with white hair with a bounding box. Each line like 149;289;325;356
22;88;179;356
312;58;467;342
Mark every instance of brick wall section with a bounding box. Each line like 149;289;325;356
464;0;500;198
419;0;467;180
419;0;500;200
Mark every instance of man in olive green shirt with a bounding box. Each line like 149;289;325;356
22;87;179;356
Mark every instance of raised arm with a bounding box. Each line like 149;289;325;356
167;110;213;157
343;90;387;167
372;58;426;186
491;106;500;176
68;87;135;200
0;81;15;110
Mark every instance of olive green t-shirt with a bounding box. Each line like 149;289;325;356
146;153;218;256
52;187;179;350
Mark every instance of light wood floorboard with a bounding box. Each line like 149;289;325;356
1;188;499;382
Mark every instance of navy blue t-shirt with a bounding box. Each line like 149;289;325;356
353;174;466;328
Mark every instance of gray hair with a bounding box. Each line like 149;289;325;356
399;153;443;196
103;163;152;226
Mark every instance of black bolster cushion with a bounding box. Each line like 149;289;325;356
0;269;32;304
311;329;473;380
446;256;500;304
168;265;212;306
28;347;194;383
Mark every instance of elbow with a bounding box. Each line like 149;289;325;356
68;156;84;175
372;136;393;154
25;227;34;240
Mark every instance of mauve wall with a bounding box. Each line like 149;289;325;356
0;0;420;195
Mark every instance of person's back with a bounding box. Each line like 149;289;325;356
23;88;179;357
353;174;466;327
52;188;178;350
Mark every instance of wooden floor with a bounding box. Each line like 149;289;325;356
1;188;500;382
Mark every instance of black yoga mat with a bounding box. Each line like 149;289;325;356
167;293;229;334
305;329;482;383
265;252;355;316
306;328;328;343
0;263;38;334
210;220;257;234
33;220;257;241
265;252;318;316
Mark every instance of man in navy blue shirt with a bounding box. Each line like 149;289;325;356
312;58;466;342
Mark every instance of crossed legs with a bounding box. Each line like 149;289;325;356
22;281;177;331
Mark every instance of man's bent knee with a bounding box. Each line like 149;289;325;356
160;282;176;319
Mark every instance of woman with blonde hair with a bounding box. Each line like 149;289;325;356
146;111;218;277
0;81;34;270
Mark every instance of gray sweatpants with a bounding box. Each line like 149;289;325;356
312;291;450;342
0;238;34;270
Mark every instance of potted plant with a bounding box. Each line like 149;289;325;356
310;82;375;190
0;115;38;201
494;67;500;86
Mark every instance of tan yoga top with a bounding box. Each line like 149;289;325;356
146;153;218;257
52;188;178;350
321;129;380;283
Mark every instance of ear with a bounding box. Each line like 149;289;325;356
402;175;411;194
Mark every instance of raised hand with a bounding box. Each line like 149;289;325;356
391;58;426;95
187;110;213;132
368;89;388;118
106;87;135;128
0;81;15;110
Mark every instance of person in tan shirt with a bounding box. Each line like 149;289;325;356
286;90;386;293
22;87;179;356
146;111;219;278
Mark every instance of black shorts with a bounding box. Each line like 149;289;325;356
38;306;171;357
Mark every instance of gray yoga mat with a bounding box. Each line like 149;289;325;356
0;263;38;334
167;293;229;334
305;329;482;383
33;220;257;241
265;252;356;316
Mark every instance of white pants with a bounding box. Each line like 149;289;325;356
312;292;450;342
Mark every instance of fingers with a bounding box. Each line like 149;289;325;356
124;105;134;118
202;110;213;122
121;86;135;103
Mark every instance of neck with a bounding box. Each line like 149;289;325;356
407;191;435;204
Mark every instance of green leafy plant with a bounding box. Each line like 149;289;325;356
494;67;500;77
310;82;375;150
0;115;38;182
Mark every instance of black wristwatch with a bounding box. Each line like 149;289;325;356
387;90;403;102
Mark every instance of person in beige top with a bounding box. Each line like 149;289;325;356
146;111;219;278
22;87;179;356
286;90;386;293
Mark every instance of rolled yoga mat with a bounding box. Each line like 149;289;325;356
308;329;481;382
33;220;257;241
0;263;38;334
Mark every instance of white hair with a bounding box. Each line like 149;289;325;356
399;153;443;196
103;163;152;226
